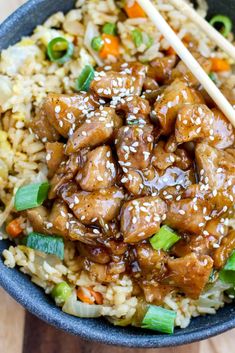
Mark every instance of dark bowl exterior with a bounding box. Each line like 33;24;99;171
0;0;235;348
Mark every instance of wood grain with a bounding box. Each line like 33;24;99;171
0;288;25;353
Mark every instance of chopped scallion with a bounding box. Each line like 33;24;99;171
52;282;72;304
150;225;180;251
219;251;235;284
75;65;95;92
14;182;50;211
102;22;117;36
132;29;143;48
141;305;176;334
91;36;104;52
47;37;74;64
210;15;233;38
208;72;217;83
146;35;154;49
26;232;64;260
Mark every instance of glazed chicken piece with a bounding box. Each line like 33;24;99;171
91;71;134;98
121;196;167;243
49;199;101;244
60;182;125;225
122;169;144;196
165;197;212;234
166;253;213;299
65;107;122;154
92;62;146;97
76;146;117;191
153;79;195;135
171;54;212;86
210;108;235;149
42;92;99;137
45;142;65;178
172;234;211;257
29;110;60;142
48;152;84;199
135;242;168;276
116;125;154;170
116;96;151;125
195;143;235;208
213;230;235;269
175;104;234;149
148;55;177;84
77;243;111;264
152;140;192;171
26;206;49;234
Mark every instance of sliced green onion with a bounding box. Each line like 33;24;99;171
47;37;74;64
132;29;143;48
25;232;64;260
75;65;95;92
150;225;180;251
102;22;117;36
91;36;104;52
51;282;72;304
141;305;176;334
14;182;50;211
209;15;233;38
208;72;217;83
219;251;235;284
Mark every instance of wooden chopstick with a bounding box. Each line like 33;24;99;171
136;0;235;128
169;0;235;61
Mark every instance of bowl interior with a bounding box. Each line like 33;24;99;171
0;0;235;348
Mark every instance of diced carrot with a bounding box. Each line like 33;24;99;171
210;58;230;72
6;218;23;238
124;1;146;18
77;287;94;304
89;288;103;305
100;34;120;59
165;46;176;56
77;287;103;305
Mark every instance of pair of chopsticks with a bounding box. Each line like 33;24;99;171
136;0;235;128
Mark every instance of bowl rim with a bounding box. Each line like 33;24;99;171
1;0;235;348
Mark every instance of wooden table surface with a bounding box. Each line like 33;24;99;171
0;1;234;353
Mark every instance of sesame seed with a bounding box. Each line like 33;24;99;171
93;229;100;234
199;222;205;227
55;105;61;113
97;176;103;181
132;217;137;224
81;215;85;221
59;121;63;128
46;153;51;161
179;209;185;215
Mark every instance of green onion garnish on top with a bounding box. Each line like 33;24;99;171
14;182;50;211
102;22;117;36
209;15;233;38
75;65;95;92
91;36;104;52
141;305;176;334
132;29;143;48
150;225;180;251
25;232;64;260
47;37;74;64
219;251;235;284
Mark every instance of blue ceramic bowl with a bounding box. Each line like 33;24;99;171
1;0;235;348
